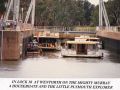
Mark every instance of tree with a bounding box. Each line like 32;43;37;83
83;0;95;25
0;0;7;18
35;0;95;26
92;5;99;26
92;0;120;26
106;0;120;25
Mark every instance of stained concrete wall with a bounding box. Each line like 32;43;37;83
97;31;120;54
0;30;33;60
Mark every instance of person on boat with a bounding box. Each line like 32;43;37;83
13;20;17;30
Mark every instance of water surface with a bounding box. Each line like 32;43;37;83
0;50;120;78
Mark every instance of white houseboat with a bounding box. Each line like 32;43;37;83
61;36;103;58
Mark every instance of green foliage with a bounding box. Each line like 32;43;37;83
91;5;99;26
35;0;95;26
106;0;120;25
1;0;120;26
92;0;120;26
0;0;6;15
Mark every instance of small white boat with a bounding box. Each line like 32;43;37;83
61;36;103;58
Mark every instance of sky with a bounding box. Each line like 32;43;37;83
88;0;108;5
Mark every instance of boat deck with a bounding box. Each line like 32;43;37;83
39;47;61;51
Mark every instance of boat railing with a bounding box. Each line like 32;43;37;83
61;48;76;55
97;26;120;32
39;43;60;48
62;47;101;56
35;26;96;33
87;48;102;56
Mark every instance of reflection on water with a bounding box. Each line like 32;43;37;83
0;50;120;78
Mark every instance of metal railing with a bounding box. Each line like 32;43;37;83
35;26;96;33
97;26;120;32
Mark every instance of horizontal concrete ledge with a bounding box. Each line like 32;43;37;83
96;30;120;40
0;29;33;32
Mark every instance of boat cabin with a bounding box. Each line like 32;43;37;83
75;36;100;42
38;36;60;50
34;31;61;51
62;37;103;58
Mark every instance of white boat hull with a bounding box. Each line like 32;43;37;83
62;54;103;59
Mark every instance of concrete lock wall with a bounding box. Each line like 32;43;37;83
0;30;33;60
100;37;120;54
97;31;120;54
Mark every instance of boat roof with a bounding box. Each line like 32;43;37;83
34;36;59;39
75;36;99;40
66;41;99;45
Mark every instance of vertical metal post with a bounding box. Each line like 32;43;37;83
99;0;103;27
99;0;110;29
4;0;20;22
13;0;20;22
5;0;14;21
24;0;33;24
21;8;24;22
99;0;101;27
12;0;16;30
32;0;36;26
16;0;20;22
102;0;110;27
1;30;3;63
25;0;36;26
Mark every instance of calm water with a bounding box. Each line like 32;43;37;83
0;50;120;78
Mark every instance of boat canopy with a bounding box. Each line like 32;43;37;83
34;36;59;39
66;41;99;45
75;36;99;40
